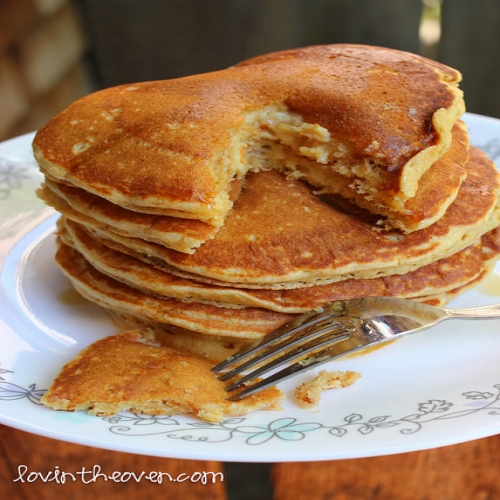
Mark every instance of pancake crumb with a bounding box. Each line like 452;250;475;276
294;370;361;409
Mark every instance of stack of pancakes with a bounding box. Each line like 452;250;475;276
34;44;500;363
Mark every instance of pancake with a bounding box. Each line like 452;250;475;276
38;181;219;254
59;217;500;314
287;120;469;232
99;259;494;364
237;44;465;201
41;330;283;422
54;219;500;341
38;176;244;254
73;147;500;288
416;266;497;307
38;121;469;255
54;240;296;339
33;44;464;232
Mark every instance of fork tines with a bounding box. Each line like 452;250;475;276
212;307;354;401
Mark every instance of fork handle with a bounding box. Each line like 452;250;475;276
448;303;500;318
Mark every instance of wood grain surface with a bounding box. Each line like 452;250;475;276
0;424;226;500
2;423;500;499
272;434;500;500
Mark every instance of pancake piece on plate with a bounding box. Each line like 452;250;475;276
41;330;283;422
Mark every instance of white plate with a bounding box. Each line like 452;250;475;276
1;113;500;463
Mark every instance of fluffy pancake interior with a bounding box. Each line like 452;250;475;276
243;116;469;232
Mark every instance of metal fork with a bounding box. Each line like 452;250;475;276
212;296;500;401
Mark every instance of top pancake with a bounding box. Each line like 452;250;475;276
36;121;469;256
33;44;464;231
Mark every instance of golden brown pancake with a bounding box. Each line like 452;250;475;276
33;44;464;232
54;240;296;339
41;330;283;422
289;120;469;232
417;265;497;307
54;221;500;340
38;177;244;254
72;147;499;288
38;121;469;256
59;216;500;314
92;261;494;363
38;181;219;254
238;45;464;198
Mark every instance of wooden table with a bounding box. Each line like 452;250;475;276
1;424;499;499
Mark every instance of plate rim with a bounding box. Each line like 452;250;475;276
1;113;500;462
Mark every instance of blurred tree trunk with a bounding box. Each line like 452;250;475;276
77;0;422;86
438;0;500;119
303;0;422;52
